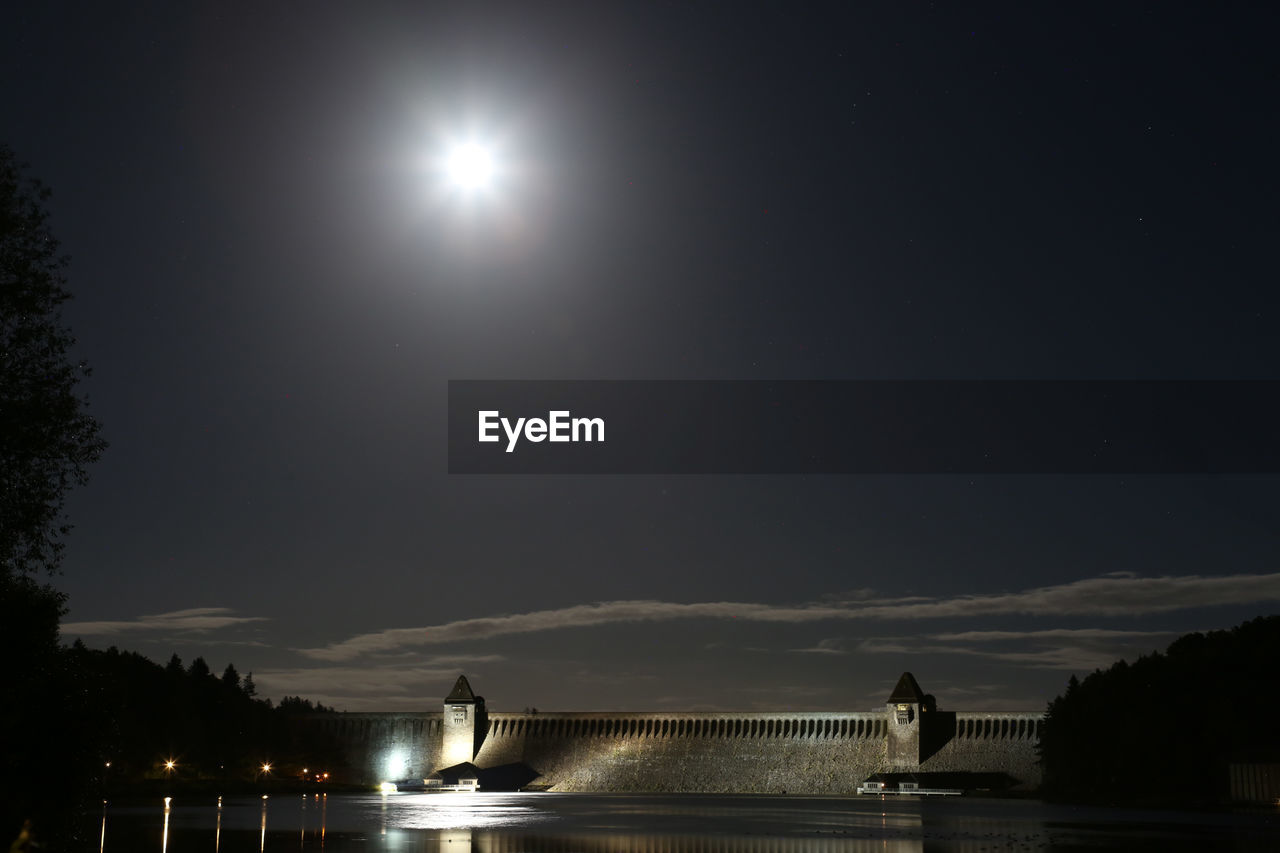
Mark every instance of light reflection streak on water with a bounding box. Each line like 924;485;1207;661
389;792;553;830
477;834;923;852
260;796;268;852
162;798;170;853
216;802;221;853
99;801;106;853
587;795;923;831
88;793;1280;852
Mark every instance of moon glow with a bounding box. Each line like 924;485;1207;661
445;144;495;191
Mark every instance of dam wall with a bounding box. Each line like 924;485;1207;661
312;674;1044;792
475;712;890;793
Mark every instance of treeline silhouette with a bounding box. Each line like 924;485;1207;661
67;642;344;788
1;574;346;840
1040;614;1280;806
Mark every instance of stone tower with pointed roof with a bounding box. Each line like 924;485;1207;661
441;674;486;768
886;671;936;768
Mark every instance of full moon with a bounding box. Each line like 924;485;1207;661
445;143;495;191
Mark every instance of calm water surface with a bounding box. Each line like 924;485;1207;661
86;792;1279;852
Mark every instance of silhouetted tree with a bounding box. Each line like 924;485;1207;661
221;663;241;690
277;695;335;714
1041;615;1280;806
0;145;106;577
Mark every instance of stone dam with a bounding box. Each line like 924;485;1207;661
311;673;1043;793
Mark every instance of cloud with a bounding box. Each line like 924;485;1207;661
732;684;834;697
252;654;505;711
835;573;1280;620
62;607;268;637
856;639;1129;671
818;588;881;602
856;627;1188;671
295;572;1280;661
928;628;1177;642
296;600;853;661
791;637;849;655
566;669;660;687
930;684;1004;696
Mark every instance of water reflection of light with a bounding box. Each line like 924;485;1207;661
161;798;170;853
259;796;268;852
390;792;553;830
99;800;106;853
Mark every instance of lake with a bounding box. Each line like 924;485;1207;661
84;791;1278;851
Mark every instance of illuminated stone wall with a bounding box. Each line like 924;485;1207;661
475;712;891;793
314;707;1043;792
313;713;442;782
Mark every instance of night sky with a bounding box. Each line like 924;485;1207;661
4;2;1277;712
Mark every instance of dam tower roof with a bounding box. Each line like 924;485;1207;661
888;672;926;704
445;674;479;703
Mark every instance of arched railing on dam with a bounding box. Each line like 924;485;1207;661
952;713;1044;741
313;714;443;739
485;712;889;741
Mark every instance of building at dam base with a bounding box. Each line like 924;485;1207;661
313;673;1044;793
